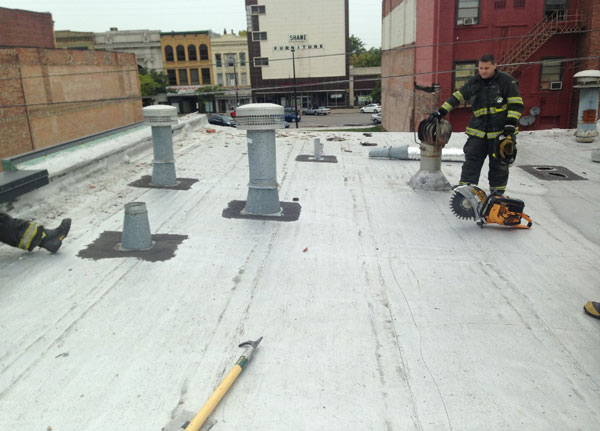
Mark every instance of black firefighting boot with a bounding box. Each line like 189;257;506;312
584;301;600;320
39;218;71;253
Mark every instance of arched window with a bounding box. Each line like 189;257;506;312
164;45;174;62
188;45;197;61
199;44;209;60
176;45;186;61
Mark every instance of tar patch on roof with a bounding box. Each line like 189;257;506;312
519;165;587;181
77;231;188;262
128;176;199;190
222;200;301;222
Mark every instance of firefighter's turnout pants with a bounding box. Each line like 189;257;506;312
0;212;43;251
460;136;509;191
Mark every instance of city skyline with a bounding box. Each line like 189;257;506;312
0;0;382;48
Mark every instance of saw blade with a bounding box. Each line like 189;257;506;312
450;192;476;220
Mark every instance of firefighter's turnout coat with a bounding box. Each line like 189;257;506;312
439;70;524;139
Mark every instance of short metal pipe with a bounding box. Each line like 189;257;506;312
150;126;177;186
574;70;600;143
314;138;323;159
120;202;153;251
244;130;281;215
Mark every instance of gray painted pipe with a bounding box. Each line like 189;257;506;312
369;145;464;162
120;202;153;251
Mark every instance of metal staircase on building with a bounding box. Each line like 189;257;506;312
498;10;585;75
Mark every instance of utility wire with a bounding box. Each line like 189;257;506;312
1;27;598;82
1;55;597;109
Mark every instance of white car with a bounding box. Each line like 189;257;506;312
371;112;382;124
360;104;381;113
316;106;331;115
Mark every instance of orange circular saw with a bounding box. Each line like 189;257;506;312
450;185;533;229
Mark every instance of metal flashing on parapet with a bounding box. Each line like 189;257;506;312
295;155;338;163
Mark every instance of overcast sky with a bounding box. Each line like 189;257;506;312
1;0;382;48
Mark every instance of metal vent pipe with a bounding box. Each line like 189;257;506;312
142;105;178;186
235;103;286;215
573;70;600;143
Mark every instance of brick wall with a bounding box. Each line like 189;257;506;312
381;46;437;131
576;0;600;71
0;7;55;49
0;48;143;164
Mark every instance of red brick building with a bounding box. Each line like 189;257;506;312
382;0;599;132
0;7;142;167
0;7;55;48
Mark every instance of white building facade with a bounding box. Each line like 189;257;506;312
94;28;164;72
210;31;252;112
245;0;349;108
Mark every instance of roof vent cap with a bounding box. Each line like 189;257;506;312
142;105;178;126
235;103;286;130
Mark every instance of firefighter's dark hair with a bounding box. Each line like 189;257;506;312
480;54;496;64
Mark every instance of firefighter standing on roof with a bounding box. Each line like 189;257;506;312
429;54;524;195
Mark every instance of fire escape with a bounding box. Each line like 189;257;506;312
498;10;585;75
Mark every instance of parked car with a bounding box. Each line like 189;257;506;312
208;113;237;127
360;104;381;113
371;112;382;124
303;106;330;115
284;106;301;122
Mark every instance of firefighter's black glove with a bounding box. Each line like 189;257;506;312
503;124;516;137
428;111;443;122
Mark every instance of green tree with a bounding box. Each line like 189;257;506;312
349;34;366;55
370;80;381;103
196;86;224;112
351;47;381;67
138;68;167;96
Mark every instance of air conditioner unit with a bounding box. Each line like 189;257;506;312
549;81;563;90
463;17;477;25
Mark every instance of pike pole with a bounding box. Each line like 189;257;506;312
184;337;263;431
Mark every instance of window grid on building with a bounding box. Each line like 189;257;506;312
514;0;525;7
216;54;222;67
253;57;269;66
494;0;506;8
454;61;477;90
201;68;211;84
165;46;174;62
226;54;236;67
217;73;224;86
457;0;480;25
199;44;209;60
190;68;199;85
167;69;177;85
176;45;186;61
178;69;188;85
540;58;562;90
251;5;266;14
252;32;268;41
239;53;246;66
241;72;248;86
188;45;197;61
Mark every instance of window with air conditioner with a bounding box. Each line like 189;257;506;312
457;0;480;25
540;58;562;90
